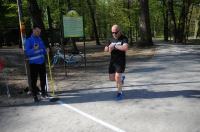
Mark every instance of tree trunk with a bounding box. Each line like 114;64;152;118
177;0;186;43
192;3;200;38
163;11;169;41
162;0;169;41
127;0;133;46
197;21;200;38
138;0;153;46
87;0;100;45
194;20;199;39
186;4;193;41
167;0;191;43
135;18;139;41
27;0;45;29
47;6;52;30
67;0;72;11
27;0;48;46
167;0;177;43
46;6;53;44
177;0;191;43
103;0;108;39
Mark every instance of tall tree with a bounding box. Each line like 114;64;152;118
67;0;72;10
27;0;48;45
0;1;6;30
167;0;193;43
161;0;169;41
138;0;153;46
194;7;200;38
27;0;45;29
87;0;100;45
0;1;6;47
176;0;192;43
127;0;133;45
167;0;177;42
47;6;53;30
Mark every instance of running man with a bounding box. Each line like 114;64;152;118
104;24;128;100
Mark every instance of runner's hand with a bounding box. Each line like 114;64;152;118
109;44;115;52
104;46;109;52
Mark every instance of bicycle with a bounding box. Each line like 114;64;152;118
51;44;84;68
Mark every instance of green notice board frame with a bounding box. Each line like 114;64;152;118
63;16;83;38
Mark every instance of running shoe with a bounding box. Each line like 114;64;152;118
116;92;123;100
41;93;48;99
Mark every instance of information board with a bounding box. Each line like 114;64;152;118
63;16;83;38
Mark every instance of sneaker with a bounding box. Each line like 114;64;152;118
116;92;123;100
33;96;39;103
121;75;125;85
41;93;48;99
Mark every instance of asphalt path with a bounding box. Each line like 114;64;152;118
0;42;200;132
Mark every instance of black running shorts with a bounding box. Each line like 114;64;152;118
109;62;125;74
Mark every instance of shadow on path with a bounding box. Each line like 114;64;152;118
1;81;200;107
58;89;200;104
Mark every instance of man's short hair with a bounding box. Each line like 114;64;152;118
33;25;41;29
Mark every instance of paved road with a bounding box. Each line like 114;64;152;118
0;43;200;132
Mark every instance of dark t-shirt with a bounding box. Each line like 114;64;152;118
108;35;128;64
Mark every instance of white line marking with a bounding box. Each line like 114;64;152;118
57;100;126;132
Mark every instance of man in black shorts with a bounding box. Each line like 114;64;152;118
104;24;128;100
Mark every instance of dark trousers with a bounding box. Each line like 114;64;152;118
30;63;46;96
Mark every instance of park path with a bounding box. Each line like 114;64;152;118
0;42;200;132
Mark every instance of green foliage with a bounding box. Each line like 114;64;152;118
0;0;199;40
0;0;18;29
66;10;79;17
149;0;164;36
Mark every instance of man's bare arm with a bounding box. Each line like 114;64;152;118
115;43;128;51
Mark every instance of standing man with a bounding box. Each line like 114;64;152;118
25;26;49;102
104;24;128;100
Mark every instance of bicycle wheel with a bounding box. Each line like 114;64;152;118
71;54;84;67
51;56;58;68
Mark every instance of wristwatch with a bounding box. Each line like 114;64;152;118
114;44;117;49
